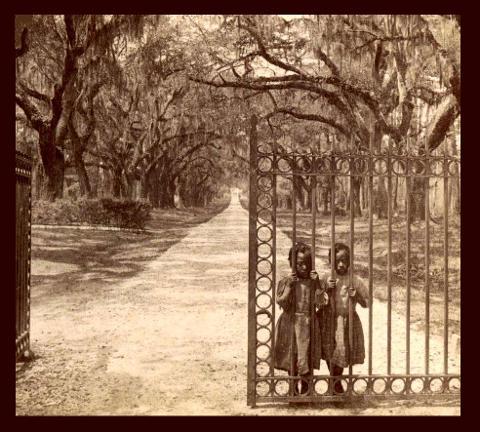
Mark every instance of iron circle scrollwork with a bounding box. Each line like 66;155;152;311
373;157;388;175
313;156;327;174
258;243;273;259
333;378;349;395
277;157;292;174
295;155;312;174
256;275;272;294
429;377;445;393
335;156;351;176
392;157;407;175
256;381;271;397
256;343;272;361
429;158;444;177
256;226;273;242
257;175;273;192
256;258;272;276
351;157;368;177
411;157;426;175
258;208;273;224
255;292;273;309
256;361;271;377
391;378;406;394
258;157;273;174
372;377;387;394
256;326;272;344
410;377;424;393
255;309;272;326
447;160;460;177
353;378;368;395
448;377;460;393
257;192;273;209
314;378;329;396
274;379;290;397
258;141;273;155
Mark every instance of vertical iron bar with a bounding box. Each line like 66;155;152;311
272;143;277;378
348;152;354;388
16;182;20;341
443;142;449;375
247;115;258;407
387;139;393;375
406;143;411;376
19;184;24;341
310;159;317;395
330;134;336;392
27;164;32;353
368;135;374;377
425;141;431;375
15;181;19;342
290;154;297;396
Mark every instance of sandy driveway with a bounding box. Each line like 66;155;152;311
16;191;460;416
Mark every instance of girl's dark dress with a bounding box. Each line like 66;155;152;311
273;275;326;374
318;274;369;367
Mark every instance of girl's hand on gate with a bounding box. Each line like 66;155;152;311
315;289;328;306
327;278;337;290
290;273;299;286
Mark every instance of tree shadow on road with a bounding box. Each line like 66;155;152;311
31;201;230;304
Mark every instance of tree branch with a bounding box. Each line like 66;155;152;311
425;94;459;152
231;147;249;165
17;81;51;105
268;108;349;138
15;93;49;131
238;21;310;79
313;46;339;76
190;75;351;117
15;28;29;58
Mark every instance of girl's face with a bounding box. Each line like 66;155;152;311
295;252;310;278
335;249;349;275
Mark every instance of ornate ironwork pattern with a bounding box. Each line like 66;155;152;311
16;151;32;361
267;151;460;178
254;140;276;399
247;118;460;406
254;374;460;402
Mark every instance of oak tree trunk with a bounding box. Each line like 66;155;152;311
73;149;92;197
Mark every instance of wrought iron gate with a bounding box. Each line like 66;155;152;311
247;115;460;406
16;151;32;361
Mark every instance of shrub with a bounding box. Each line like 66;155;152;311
32;199;81;225
65;182;81;201
32;198;152;230
77;198;108;225
98;198;152;229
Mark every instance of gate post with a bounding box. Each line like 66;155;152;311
247;115;258;407
16;151;32;361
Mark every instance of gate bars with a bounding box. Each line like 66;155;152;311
16;151;32;361
247;116;460;406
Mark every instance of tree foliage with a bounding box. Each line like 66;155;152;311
16;15;460;215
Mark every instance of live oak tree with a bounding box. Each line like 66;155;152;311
15;15;145;201
188;14;460;220
16;15;459;214
86;17;224;207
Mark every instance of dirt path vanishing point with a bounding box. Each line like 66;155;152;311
17;191;460;416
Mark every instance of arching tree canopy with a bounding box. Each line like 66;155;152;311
16;15;460;213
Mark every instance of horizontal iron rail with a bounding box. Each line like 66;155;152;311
267;171;459;178
255;393;460;404
255;374;460;380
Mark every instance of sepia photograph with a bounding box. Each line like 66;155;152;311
15;14;460;416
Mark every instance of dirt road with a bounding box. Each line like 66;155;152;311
16;191;460;415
